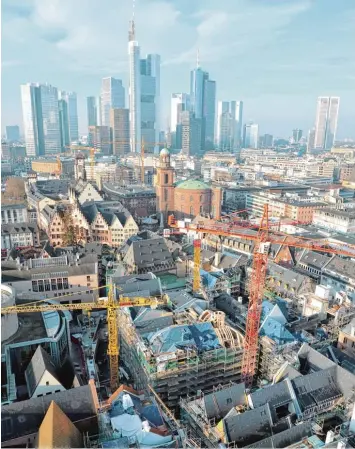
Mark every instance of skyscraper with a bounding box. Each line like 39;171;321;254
110;108;130;156
243;123;259;149
231;100;243;148
140;54;161;154
101;78;125;127
292;129;303;143
181;111;202;156
21;83;61;156
190;63;216;152
170;93;190;149
314;96;340;149
87;96;98;127
307;128;316;154
170;93;190;133
5;126;20;143
128;20;141;153
59;91;79;142
217;101;232;150
88;126;111;155
58;98;70;150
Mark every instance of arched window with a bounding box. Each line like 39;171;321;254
190;206;194;215
164;189;168;201
164;174;169;184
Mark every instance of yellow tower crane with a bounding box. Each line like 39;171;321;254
1;285;170;392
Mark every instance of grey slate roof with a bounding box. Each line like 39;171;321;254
203;383;246;420
224;403;273;446
124;237;174;269
113;274;163;297
246;422;312;448
25;346;61;397
1;385;97;443
291;367;342;411
297;250;332;270
268;262;312;291
250;380;293;422
323;256;355;280
1;222;38;235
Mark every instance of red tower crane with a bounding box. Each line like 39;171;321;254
168;206;354;388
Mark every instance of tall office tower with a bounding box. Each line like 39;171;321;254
314;96;340;149
231;101;243;148
87;96;98;127
128;20;141;153
110;108;130;156
217;101;232;150
170;93;190;149
21;83;61;156
5;126;20;143
140;54;161;154
292;128;302;143
307;128;316;154
181;111;202;156
58;98;70;150
243;123;259;149
88;126;111;155
259;134;273;148
101;78;125;127
190;63;216;152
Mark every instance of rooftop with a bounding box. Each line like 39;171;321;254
175;179;211;190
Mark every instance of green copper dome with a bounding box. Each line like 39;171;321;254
175;179;210;190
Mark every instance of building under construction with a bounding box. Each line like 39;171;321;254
119;304;244;411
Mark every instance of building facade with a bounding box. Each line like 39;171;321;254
1;204;28;224
181;111;202;156
110;108;130;156
100;77;125;127
128;20;141;153
21;83;61;156
243;123;259;149
314;96;340;150
87;96;98;127
88;126;111;155
1;223;40;249
59;91;79;143
5;126;20;143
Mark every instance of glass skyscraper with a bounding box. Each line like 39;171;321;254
190;66;216;152
243;123;259;149
87;96;98;127
314;96;340;150
21;83;61;156
59;91;79;143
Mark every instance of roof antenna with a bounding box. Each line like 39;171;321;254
197;47;200;68
129;0;136;41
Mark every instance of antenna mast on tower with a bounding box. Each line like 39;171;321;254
128;0;136;41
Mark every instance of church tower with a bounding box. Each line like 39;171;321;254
155;148;175;218
74;153;86;181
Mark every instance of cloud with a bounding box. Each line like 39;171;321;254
2;0;355;137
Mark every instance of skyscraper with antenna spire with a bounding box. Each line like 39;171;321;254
190;50;216;152
128;11;141;153
128;2;161;154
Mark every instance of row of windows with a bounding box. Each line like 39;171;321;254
32;277;69;292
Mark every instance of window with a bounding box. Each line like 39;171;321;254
57;279;63;290
44;279;50;291
46;381;49;386
63;278;69;289
227;398;232;404
38;280;44;292
190;195;193;202
86;276;91;281
190;206;194;215
164;189;168;201
51;279;57;290
32;281;38;292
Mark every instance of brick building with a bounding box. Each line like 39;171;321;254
155;148;222;221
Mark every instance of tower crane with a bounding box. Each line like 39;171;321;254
1;284;170;392
168;206;355;388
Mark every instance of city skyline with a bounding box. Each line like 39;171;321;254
2;0;355;138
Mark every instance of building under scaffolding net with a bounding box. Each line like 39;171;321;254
119;308;244;411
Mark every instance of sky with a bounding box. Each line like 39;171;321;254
2;0;355;139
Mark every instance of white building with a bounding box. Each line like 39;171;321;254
313;208;355;234
170;93;190;132
1;223;39;249
21;83;62;156
314;96;340;150
243;123;259;149
100;77;125;127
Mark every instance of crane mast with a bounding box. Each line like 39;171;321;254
2;287;169;392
